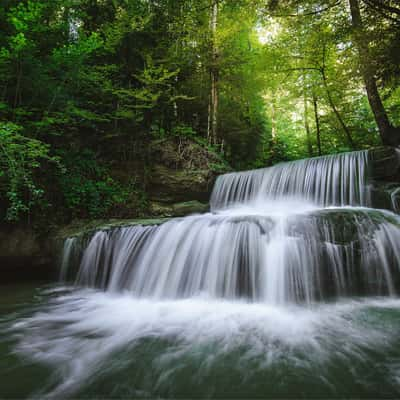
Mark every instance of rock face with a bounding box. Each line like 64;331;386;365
368;147;400;212
0;227;56;282
147;138;229;203
107;137;229;218
0;218;171;283
148;165;211;202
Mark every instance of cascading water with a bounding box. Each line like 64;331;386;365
60;150;400;304
210;150;371;209
61;208;400;303
4;149;400;399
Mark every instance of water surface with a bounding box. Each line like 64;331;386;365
2;284;400;399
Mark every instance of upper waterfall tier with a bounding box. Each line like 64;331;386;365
211;150;371;210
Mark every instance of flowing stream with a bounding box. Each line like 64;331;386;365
2;150;400;398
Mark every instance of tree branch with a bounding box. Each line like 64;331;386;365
277;67;321;73
363;0;400;16
362;0;400;22
269;0;341;18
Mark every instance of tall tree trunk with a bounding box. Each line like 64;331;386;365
209;0;219;145
349;0;400;146
303;91;313;156
313;93;322;156
13;59;22;109
207;97;211;142
320;67;355;149
271;99;277;141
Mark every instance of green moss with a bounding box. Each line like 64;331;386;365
57;218;171;239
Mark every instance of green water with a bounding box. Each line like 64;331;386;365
0;283;51;399
1;283;400;399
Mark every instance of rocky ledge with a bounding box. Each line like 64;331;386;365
0;201;208;283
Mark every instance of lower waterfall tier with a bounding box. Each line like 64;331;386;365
62;204;400;304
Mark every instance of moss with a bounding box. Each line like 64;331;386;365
56;218;171;239
149;201;209;217
288;208;398;245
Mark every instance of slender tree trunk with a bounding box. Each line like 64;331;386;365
211;71;218;144
303;92;313;156
209;0;219;145
349;0;400;146
313;93;322;156
1;81;8;103
271;98;277;141
14;59;22;109
207;97;211;142
320;67;355;149
268;97;278;162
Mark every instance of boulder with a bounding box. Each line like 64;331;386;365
147;138;230;203
368;146;400;182
368;147;400;212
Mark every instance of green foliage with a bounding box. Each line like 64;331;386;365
0;122;58;221
171;125;197;139
57;149;131;219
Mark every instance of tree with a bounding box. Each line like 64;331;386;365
208;0;219;145
348;0;400;146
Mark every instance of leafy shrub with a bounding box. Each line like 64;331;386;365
0;122;58;221
57;149;130;218
171;125;197;138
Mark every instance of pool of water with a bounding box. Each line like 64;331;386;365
1;283;400;399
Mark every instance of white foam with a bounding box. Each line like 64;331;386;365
10;290;400;397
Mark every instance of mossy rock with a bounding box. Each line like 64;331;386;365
288;208;396;245
147;137;231;203
56;217;171;240
150;200;209;217
148;164;213;203
368;146;400;182
366;147;400;213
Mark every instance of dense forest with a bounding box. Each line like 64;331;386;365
0;0;399;226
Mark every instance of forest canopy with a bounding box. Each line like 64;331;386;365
0;0;399;224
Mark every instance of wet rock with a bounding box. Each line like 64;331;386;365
149;200;209;217
56;217;170;239
368;147;400;212
368;146;400;182
288;208;395;245
0;227;56;282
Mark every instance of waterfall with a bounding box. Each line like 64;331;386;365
62;209;400;304
210;150;371;210
60;238;77;282
60;150;400;305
